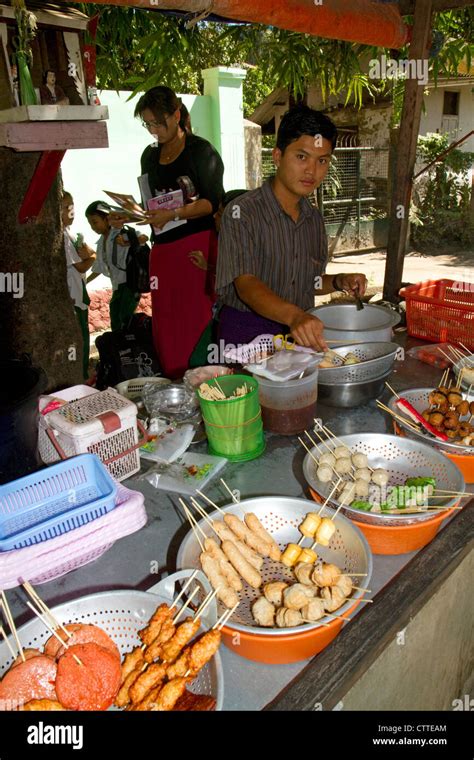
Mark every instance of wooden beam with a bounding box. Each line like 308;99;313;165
0;120;108;151
383;0;433;302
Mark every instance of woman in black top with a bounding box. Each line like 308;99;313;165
135;86;224;378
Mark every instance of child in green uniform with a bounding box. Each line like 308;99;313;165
85;201;140;331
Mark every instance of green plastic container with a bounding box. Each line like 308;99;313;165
197;375;265;462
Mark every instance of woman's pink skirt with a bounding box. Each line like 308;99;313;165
149;229;217;378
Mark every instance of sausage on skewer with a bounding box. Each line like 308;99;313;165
221;541;262;589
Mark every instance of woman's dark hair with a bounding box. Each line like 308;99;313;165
63;191;73;204
276;105;338;153
180;103;192;134
85;200;111;218
42;69;55;85
134;86;186;128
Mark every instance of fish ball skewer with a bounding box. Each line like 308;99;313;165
334;458;352;475
316;465;333;483
355;468;371;483
318;452;336;468
263;582;289;606
371;469;389;487
352;453;368;469
252;597;275;628
334;446;351;459
275;608;304;628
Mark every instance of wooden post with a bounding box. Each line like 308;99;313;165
383;0;433;302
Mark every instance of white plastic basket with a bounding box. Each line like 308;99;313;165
38;386;147;481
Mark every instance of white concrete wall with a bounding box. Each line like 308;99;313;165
420;84;474;153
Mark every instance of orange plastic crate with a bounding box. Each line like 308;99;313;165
400;279;474;349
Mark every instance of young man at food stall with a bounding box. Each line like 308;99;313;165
216;105;367;352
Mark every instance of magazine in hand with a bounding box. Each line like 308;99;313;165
147;189;187;235
103;191;147;221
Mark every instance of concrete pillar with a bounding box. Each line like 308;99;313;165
201;66;247;191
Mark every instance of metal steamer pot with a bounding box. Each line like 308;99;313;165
310;303;401;343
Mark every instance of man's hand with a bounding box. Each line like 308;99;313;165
289;311;328;352
335;273;368;297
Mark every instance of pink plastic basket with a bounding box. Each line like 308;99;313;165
0;483;147;589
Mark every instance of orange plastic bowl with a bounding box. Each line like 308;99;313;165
220;602;359;664
394;421;474;484
309;487;456;555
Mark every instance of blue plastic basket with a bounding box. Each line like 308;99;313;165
0;454;118;551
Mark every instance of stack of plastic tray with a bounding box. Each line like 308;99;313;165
0;454;147;589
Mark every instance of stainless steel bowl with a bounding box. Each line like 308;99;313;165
318;369;393;408
318;342;400;384
387;388;474;456
310;303;401;343
303;432;465;526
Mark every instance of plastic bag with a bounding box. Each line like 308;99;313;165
407;343;455;369
137;452;227;495
139;423;195;463
247;349;322;382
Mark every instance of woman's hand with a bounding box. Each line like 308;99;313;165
140;208;175;229
108;212;130;229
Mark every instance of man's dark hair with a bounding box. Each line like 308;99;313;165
223;189;247;206
85;200;111;218
134;86;189;132
276;105;338;153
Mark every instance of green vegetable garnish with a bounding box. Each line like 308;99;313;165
351;500;372;511
405;477;436;489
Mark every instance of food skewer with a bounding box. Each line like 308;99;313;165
170;570;199;612
172;586;200;624
220;478;239;504
193;587;220;621
304;430;346;485
25;601;83;666
22;581;72;640
0;624;17;660
1;592;25;663
179;498;205;552
213;601;239;631
376;400;425;435
458;342;473;356
322;425;374;474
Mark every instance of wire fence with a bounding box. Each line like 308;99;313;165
261;146;390;232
